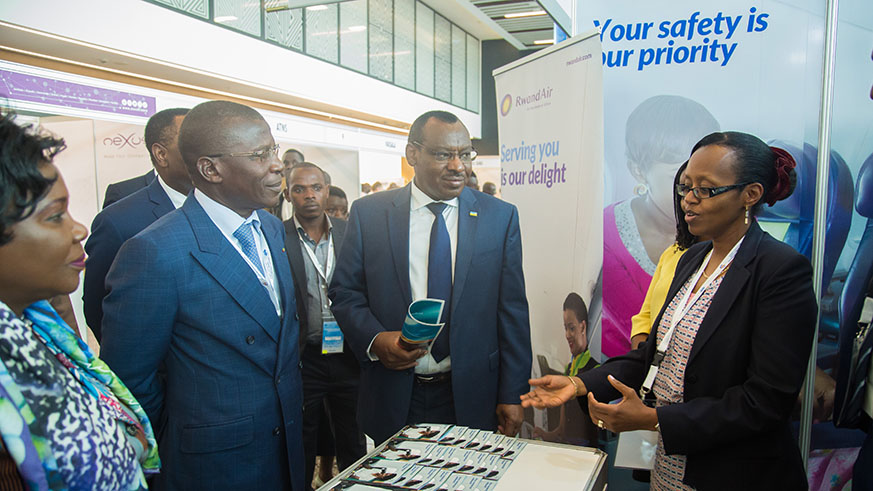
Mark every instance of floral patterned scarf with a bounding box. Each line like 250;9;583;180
0;300;160;490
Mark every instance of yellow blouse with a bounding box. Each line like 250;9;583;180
630;244;687;339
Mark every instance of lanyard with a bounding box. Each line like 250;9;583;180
296;227;334;287
639;236;745;399
239;223;282;316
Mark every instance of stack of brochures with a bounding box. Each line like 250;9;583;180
328;424;528;491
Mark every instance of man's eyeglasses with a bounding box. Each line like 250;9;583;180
675;182;750;199
207;144;280;162
411;142;477;163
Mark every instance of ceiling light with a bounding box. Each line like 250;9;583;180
504;10;546;19
533;39;554;45
307;4;328;11
348;25;367;32
214;15;238;23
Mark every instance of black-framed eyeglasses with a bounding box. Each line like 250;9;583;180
411;141;477;163
206;143;280;162
675;182;750;199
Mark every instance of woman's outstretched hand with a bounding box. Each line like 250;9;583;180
520;375;582;409
587;375;658;432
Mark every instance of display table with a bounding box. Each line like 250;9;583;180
318;424;607;491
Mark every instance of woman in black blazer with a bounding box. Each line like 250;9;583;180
523;131;816;490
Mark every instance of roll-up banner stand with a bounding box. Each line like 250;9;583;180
574;0;873;483
493;30;604;444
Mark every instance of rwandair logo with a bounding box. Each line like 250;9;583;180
500;94;512;116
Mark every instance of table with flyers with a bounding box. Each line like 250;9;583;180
318;423;607;491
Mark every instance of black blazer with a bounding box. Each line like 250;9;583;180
102;170;155;209
284;216;348;351
580;221;816;490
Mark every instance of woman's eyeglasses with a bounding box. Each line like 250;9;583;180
675;182;749;199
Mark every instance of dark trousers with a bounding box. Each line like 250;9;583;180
301;344;365;489
405;376;457;427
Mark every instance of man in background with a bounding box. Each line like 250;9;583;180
326;186;349;220
466;171;479;191
284;162;365;490
102;169;155;209
83;107;189;341
101;100;304;490
273;148;305;220
482;182;497;196
330;110;532;445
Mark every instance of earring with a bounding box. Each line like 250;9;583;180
744;206;750;225
633;183;648;196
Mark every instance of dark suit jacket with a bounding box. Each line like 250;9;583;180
329;185;532;444
102;170;155;209
283;216;349;352
580;222;816;490
100;196;304;491
83;178;173;341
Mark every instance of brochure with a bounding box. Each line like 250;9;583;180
399;298;445;350
481;434;507;454
461;430;493;451
419;444;454;468
346;458;415;486
439;473;482;491
397;423;452;442
500;440;527;460
375;440;438;464
396;466;453;490
480;454;512;481
437;426;474;447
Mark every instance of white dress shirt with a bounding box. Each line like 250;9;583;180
156;175;187;209
409;182;458;374
194;190;283;317
367;182;459;374
280;196;294;222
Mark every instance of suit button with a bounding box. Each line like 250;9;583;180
687;374;698;384
275;376;282;385
246;336;255;345
295;312;299;320
298;361;303;369
273;426;281;436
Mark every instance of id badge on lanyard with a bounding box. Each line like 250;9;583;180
297;228;342;354
639;237;744;399
322;320;343;354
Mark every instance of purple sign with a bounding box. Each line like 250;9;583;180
0;69;156;117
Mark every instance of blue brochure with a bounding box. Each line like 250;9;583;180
399;298;445;349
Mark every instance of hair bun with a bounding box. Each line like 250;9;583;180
766;146;797;205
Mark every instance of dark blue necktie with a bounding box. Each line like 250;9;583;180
426;202;452;361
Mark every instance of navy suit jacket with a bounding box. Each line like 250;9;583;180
102;170;155;209
329;185;532;444
83;178;174;341
101;196;304;491
579;222;816;490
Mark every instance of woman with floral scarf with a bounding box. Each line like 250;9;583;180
0;111;159;490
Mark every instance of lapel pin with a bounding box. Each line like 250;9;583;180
469;211;478;217
282;247;286;252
